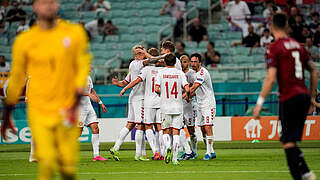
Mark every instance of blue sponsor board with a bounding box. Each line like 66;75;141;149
0;120;92;144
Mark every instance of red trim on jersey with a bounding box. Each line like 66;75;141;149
124;80;129;83
172;127;181;130
186;125;195;127
162;128;170;130
137;76;143;81
194;82;201;85
155;84;160;87
143;122;155;125
203;124;214;127
183;84;188;88
128;120;135;123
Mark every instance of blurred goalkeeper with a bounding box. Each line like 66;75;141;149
0;0;91;179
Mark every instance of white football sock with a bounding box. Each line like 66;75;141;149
114;127;130;151
206;136;214;154
190;134;198;154
180;129;192;154
155;131;160;153
92;134;99;158
135;130;144;157
146;129;157;154
162;133;171;151
142;132;146;156
159;130;165;156
172;135;180;161
29;138;36;161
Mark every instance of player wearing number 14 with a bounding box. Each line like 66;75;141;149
155;53;190;165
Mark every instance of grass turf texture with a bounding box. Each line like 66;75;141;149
0;141;319;180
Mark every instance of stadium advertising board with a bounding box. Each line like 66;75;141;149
0;121;92;144
231;116;320;141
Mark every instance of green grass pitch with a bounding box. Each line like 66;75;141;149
0;141;319;180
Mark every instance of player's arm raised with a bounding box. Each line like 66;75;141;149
253;67;277;119
120;77;142;98
112;76;129;87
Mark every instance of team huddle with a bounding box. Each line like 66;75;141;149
97;40;218;165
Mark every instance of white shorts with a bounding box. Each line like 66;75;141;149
197;107;216;127
78;105;98;127
144;107;161;125
161;113;183;130
128;100;144;124
184;109;197;127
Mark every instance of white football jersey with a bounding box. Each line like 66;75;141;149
126;59;145;102
193;67;216;109
80;76;93;107
183;68;196;107
138;65;163;108
175;57;182;70
155;67;188;114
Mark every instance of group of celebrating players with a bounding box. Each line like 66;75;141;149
88;40;218;165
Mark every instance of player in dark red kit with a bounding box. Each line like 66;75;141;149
253;13;318;180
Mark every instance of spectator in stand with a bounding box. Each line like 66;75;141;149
202;41;221;67
232;25;260;48
224;0;251;31
5;1;27;23
0;6;5;22
228;16;263;38
288;7;300;28
187;18;207;43
313;24;320;47
0;55;10;73
263;1;280;19
0;20;8;37
301;27;311;44
309;12;319;34
16;19;29;34
305;37;319;62
94;0;111;12
260;28;273;47
160;0;185;38
79;21;92;41
290;14;306;43
85;18;105;36
103;20;118;36
175;41;188;59
78;0;94;11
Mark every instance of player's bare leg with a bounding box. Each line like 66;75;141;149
200;126;207;145
203;125;215;160
110;122;135;161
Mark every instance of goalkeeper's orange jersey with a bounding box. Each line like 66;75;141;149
6;19;92;119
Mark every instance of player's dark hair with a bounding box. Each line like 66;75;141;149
264;28;270;33
97;18;104;25
272;13;288;30
0;55;5;60
190;53;202;63
161;41;175;52
148;48;160;56
164;53;176;66
106;20;112;24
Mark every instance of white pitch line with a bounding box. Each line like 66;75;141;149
1;170;320;176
